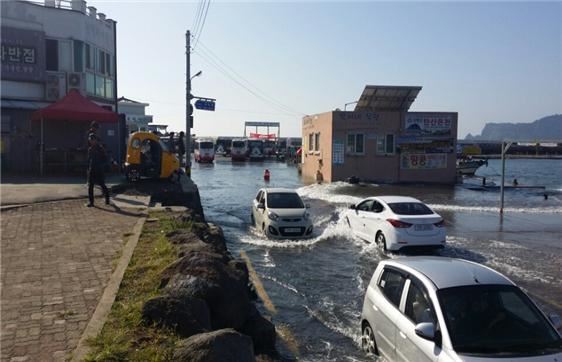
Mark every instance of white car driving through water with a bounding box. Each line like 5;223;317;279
251;188;313;239
361;257;562;361
346;196;446;251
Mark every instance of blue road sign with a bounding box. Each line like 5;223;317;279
195;99;216;111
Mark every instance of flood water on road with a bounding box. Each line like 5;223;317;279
191;157;562;361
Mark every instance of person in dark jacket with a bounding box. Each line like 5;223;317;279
86;134;110;207
177;131;186;166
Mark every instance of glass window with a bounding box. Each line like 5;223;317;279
95;75;105;97
86;72;95;95
105;53;111;76
131;138;141;149
405;282;436;325
388;202;433;215
372;201;384;213
73;40;83;72
385;134;395;154
308;133;314;152
45;39;58;71
85;44;93;70
98;49;105;74
347;133;365;154
379;269;406;307
438;285;561;355
58;40;71;72
376;136;385;154
314;133;320;152
357;200;374;211
104;78;114;99
255;191;263;202
266;192;304;209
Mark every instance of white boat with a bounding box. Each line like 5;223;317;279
456;158;487;175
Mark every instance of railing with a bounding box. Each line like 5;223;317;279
23;0;92;16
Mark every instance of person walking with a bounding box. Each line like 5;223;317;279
86;134;110;207
177;131;186;167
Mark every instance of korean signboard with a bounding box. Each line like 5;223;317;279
1;27;46;82
404;113;452;137
401;153;447;169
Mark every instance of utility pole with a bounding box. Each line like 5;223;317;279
500;141;512;213
185;30;192;177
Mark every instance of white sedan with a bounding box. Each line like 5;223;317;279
346;196;446;251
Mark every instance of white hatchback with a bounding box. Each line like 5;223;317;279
346;196;446;251
251;188;313;239
361;257;562;361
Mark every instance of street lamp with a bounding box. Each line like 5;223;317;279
191;70;202;81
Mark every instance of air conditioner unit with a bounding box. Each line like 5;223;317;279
45;72;66;101
67;72;85;94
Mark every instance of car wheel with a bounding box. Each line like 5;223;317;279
376;232;387;251
362;323;378;355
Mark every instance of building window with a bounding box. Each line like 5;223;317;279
86;72;95;94
95;75;105;97
45;39;58;71
105;78;114;99
85;44;93;70
105;53;111;76
314;133;320;152
73;40;84;72
58;40;71;72
308;133;314;152
347;133;365;154
98;49;106;74
377;134;395;155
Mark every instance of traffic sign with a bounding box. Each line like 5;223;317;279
195;99;216;111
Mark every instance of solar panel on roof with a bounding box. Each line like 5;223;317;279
354;85;422;112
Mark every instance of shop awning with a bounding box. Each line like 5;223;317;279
31;89;118;123
354;85;422;112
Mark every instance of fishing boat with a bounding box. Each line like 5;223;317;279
457;158;487;175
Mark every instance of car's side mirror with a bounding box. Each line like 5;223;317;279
548;314;562;331
257;203;265;210
414;322;435;341
349;204;356;210
305;203;311;209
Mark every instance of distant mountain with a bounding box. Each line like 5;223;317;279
466;115;562;141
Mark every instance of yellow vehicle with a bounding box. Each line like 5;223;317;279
124;131;180;181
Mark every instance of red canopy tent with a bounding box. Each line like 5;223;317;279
31;89;118;175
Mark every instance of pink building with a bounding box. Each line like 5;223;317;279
302;85;458;184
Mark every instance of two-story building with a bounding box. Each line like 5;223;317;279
302;85;458;184
1;0;117;172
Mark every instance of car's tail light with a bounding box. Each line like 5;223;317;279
386;219;412;228
434;219;445;227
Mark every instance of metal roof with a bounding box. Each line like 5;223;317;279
354;85;422;112
386;257;513;289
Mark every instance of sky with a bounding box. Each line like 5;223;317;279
90;0;561;138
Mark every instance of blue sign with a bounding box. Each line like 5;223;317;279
195;99;215;111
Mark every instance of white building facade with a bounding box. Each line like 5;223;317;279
1;0;117;172
118;97;153;132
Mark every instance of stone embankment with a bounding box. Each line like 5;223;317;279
140;208;278;361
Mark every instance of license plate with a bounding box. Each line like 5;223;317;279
414;224;432;231
285;227;301;232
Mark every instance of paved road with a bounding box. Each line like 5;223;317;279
0;199;141;362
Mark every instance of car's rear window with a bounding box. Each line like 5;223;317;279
233;141;245;147
267;192;304;209
200;142;213;149
387;202;433;215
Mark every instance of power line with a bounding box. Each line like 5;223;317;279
193;0;210;50
193;39;305;116
191;0;204;39
193;48;302;117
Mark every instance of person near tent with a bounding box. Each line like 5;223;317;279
88;121;99;139
177;132;186;167
86;134;110;207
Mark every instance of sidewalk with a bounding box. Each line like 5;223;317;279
0;199;143;362
1;175;124;206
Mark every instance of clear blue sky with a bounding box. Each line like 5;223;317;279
90;0;561;138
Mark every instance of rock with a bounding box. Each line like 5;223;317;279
174;209;205;224
166;228;227;254
173;328;254;362
142;295;211;337
160;252;252;329
241;305;276;354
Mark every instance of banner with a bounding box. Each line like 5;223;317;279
405;113;452;136
249;133;276;140
401;153;447;169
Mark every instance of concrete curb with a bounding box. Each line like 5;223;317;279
71;216;146;361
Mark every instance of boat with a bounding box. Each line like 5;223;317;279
457;158;487;175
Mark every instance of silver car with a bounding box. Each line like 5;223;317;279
251;188;313;239
361;257;562;361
